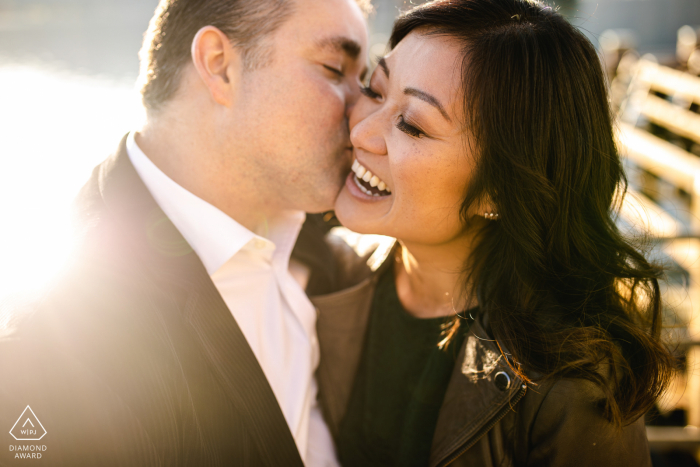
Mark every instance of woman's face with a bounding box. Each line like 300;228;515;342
335;32;483;244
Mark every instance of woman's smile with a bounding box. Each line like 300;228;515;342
346;159;392;199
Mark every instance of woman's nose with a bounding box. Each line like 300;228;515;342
349;104;388;156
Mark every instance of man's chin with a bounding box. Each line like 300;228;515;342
302;182;346;215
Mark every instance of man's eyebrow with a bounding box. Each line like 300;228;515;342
404;88;451;122
316;36;362;60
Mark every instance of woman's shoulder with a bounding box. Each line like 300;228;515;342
460;314;651;464
317;227;397;294
515;373;650;466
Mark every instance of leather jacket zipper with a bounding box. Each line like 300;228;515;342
437;383;528;467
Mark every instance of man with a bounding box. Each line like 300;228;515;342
0;0;368;465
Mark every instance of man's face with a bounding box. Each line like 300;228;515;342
229;0;368;214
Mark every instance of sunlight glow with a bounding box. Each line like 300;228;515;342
0;64;145;300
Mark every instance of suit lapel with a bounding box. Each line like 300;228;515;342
176;256;304;467
89;135;303;466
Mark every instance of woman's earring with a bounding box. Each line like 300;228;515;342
484;212;499;220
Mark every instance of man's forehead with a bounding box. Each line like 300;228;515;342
291;0;367;42
277;0;368;73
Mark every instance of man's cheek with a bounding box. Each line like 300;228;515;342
311;83;346;120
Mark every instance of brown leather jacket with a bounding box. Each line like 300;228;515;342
311;232;652;467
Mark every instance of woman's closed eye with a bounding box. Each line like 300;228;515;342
359;82;427;138
396;116;425;138
360;85;381;99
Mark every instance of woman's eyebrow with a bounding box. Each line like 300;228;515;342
404;88;451;122
377;57;390;77
377;57;450;122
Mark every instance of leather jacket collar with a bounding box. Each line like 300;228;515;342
310;234;527;467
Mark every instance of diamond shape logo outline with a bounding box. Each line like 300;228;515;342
9;406;46;441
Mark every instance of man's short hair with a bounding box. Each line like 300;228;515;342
138;0;373;112
139;0;294;111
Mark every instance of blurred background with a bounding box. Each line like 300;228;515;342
1;0;700;464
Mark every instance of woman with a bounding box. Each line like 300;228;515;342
312;0;674;465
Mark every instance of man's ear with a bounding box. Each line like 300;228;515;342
191;26;242;107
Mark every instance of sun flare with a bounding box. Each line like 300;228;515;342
0;64;145;300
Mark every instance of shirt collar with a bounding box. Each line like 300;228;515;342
126;131;305;275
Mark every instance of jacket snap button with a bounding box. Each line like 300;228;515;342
494;371;511;391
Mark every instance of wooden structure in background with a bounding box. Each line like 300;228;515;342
617;56;700;451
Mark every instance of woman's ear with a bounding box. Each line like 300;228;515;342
470;196;499;221
191;26;242;107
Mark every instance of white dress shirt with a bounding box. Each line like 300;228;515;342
126;132;338;466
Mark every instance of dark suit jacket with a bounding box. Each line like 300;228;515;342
0;136;337;466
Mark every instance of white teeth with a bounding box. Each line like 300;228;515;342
351;159;392;195
353;175;373;195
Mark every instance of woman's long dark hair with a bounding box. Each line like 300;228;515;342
391;0;673;427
